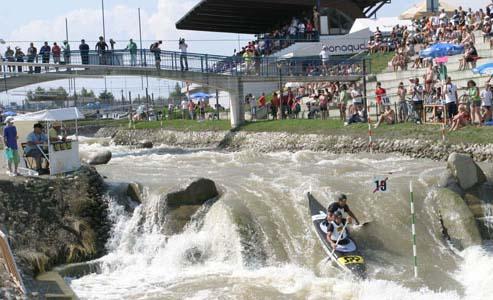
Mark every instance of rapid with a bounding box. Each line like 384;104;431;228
69;140;493;300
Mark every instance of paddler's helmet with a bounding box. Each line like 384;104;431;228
334;211;343;218
338;194;347;201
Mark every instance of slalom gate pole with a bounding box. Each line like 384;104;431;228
441;123;446;142
410;181;418;278
368;119;373;154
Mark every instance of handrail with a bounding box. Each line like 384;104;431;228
0;230;26;295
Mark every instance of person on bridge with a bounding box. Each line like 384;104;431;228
125;39;138;66
150;41;162;69
39;42;51;70
326;194;360;225
79;40;90;65
62;40;71;66
96;36;109;65
14;47;25;73
27;43;37;73
179;38;189;71
4;47;14;72
52;42;61;71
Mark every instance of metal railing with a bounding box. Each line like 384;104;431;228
1;49;369;78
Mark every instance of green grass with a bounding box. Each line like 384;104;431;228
133;119;231;131
72;117;493;145
368;52;394;75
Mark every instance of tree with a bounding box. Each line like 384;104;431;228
80;87;95;98
169;82;184;99
98;91;114;104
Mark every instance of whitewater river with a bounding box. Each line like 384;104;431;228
70;140;493;300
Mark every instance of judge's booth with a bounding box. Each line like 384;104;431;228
14;108;84;176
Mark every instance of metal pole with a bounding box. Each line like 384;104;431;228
65;18;69;42
101;0;106;40
138;8;145;67
145;87;149;121
410;181;418;278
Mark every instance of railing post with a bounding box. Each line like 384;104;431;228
205;54;209;73
201;56;204;72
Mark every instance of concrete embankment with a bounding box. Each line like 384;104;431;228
96;127;493;162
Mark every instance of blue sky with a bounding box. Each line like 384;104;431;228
0;0;490;106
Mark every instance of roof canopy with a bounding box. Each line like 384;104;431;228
399;1;456;20
14;107;85;122
176;0;383;34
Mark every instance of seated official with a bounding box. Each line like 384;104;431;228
49;122;66;142
25;123;48;172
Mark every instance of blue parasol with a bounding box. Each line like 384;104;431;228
189;92;211;99
419;43;464;59
472;62;493;75
2;111;16;116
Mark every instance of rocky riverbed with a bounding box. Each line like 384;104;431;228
96;128;493;162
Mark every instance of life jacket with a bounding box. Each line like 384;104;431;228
329;220;347;242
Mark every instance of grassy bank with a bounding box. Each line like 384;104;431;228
75;118;493;145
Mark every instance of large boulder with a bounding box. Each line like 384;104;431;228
81;150;112;165
447;152;487;190
434;188;482;249
165;178;218;208
158;178;219;234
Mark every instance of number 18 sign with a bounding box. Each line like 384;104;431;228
373;176;389;193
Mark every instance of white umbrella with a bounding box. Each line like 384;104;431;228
399;1;456;20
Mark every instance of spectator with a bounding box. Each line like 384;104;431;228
79;39;90;65
374;105;396;128
338;84;349;121
39;41;51;67
125;38;138;66
350;83;363;107
62;40;71;66
168;102;174;120
3;117;19;176
181;99;189;119
14;47;24;73
375;82;386;115
459;42;478;70
95;36;108;65
424;63;435;95
313;6;320;33
188;99;195;119
150;40;163;69
179;38;189;71
397;82;408;122
271;92;280;119
27;42;37;73
411;78;425;123
443;76;458;122
467;80;482;125
450;103;469;131
4;46;14;72
319;93;328;120
320;45;329;75
109;38;116;50
25;123;48;172
250;95;257;121
481;82;492;122
258;93;266;108
345;104;367;125
52;42;61;64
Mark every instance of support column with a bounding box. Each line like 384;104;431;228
228;78;245;128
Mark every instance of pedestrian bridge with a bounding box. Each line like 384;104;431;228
1;49;364;127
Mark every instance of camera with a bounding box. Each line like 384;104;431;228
179;38;185;45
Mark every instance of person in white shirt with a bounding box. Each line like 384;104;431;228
350;83;363;105
181;99;189;119
168;102;175;120
250;95;257;121
179;38;188;71
320;45;329;75
298;22;306;40
443;76;458;121
481;82;492;122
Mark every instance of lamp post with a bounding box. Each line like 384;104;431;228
276;60;283;120
101;0;106;40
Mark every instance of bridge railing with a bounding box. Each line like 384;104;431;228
1;49;369;78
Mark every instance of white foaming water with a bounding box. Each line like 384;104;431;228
70;146;493;299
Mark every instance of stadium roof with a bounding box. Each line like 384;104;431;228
176;0;389;34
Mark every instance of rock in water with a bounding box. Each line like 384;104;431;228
447;152;486;190
434;188;482;249
127;182;143;204
140;141;153;149
165;178;218;208
81;150;112;165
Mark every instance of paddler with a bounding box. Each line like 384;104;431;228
326;194;360;225
326;211;350;248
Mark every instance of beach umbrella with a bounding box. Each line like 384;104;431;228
2;111;16;116
419;43;464;59
189;92;210;99
399;1;456;20
472;63;493;75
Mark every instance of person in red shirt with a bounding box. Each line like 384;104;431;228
375;82;387;116
258;93;266;108
52;42;61;64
